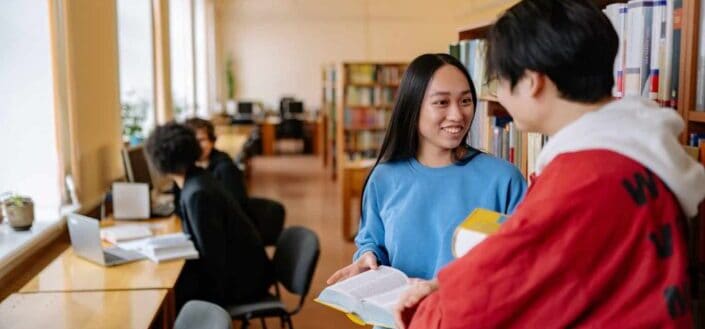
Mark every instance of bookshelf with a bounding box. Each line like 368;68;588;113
456;0;702;177
456;0;703;325
335;62;407;240
322;64;337;178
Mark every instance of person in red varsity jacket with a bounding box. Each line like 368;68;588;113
394;0;705;328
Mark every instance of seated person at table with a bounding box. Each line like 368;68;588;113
184;118;286;246
180;117;248;209
145;122;274;308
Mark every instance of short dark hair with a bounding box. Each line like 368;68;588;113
144;122;201;175
486;0;618;102
184;117;216;142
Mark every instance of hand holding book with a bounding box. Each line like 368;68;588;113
326;251;379;284
394;279;438;329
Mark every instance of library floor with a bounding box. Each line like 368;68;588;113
242;155;360;329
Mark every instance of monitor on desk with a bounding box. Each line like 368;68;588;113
237;102;253;115
121;146;153;187
120;146;175;217
286;101;304;114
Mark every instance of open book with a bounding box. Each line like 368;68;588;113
452;208;506;258
315;266;408;328
117;233;199;263
100;224;153;244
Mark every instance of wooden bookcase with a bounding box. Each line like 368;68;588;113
458;0;703;324
335;62;407;240
322;64;337;178
458;0;701;175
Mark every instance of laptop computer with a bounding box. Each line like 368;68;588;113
67;213;145;266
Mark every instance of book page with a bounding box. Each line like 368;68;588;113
328;266;408;300
359;285;409;328
362;284;407;310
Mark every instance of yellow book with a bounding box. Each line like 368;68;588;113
315;266;407;328
452;208;506;258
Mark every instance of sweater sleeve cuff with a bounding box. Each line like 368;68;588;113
353;245;389;265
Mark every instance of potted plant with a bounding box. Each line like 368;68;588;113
225;56;237;115
2;194;34;231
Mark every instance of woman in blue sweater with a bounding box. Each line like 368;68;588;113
327;53;527;284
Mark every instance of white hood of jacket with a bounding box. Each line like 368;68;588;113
535;97;705;218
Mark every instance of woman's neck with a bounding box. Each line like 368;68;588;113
416;143;454;167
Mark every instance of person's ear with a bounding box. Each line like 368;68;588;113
522;70;545;98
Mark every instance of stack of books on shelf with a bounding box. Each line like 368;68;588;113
345;86;395;107
344;107;391;129
341;63;406;163
603;0;681;107
450;40;547;174
345;131;385;161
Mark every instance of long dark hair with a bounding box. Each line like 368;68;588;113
360;54;478;209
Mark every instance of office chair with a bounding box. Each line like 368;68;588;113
175;300;233;329
275;118;305;154
246;198;285;246
228;226;320;329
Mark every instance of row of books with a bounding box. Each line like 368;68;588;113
697;1;705;111
345;86;396;107
465;102;549;177
603;0;682;107
450;39;493;98
346;64;405;85
689;133;705;147
343;107;391;129
345;131;384;160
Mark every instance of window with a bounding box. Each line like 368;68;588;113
117;0;156;143
170;0;197;120
170;0;219;120
0;0;61;208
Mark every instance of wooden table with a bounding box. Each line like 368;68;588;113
259;116;325;156
0;290;167;329
19;216;183;328
214;124;256;159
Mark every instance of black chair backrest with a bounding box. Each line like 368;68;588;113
273;226;320;299
175;300;232;329
276;118;305;139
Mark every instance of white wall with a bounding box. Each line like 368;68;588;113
0;0;61;208
217;0;476;111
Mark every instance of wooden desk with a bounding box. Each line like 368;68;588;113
19;216;183;328
214;124;256;159
0;290;167;329
259;116;325;156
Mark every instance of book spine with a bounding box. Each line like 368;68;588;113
669;0;682;109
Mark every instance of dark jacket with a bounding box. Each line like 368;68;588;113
176;167;273;307
173;149;249;218
207;149;249;209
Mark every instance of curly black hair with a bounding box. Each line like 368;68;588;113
144;122;201;175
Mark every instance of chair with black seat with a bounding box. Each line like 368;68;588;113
275;118;305;154
228;226;320;329
246;197;285;247
175;300;233;329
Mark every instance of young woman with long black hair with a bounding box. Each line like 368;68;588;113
327;53;526;286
